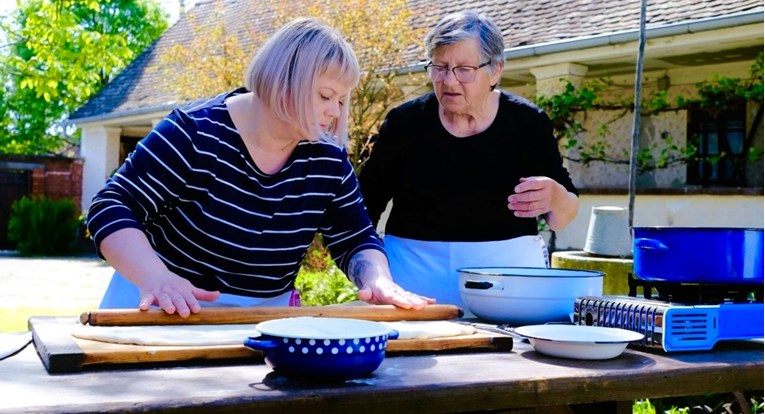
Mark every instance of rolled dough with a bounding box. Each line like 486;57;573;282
381;321;476;340
71;324;260;346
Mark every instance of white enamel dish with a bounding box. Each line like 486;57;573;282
458;267;604;325
513;325;644;360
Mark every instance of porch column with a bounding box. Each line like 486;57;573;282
81;126;122;213
529;62;589;96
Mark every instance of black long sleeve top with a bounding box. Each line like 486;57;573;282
358;91;578;242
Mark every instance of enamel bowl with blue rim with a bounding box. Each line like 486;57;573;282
244;316;398;380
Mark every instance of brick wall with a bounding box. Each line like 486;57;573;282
34;160;84;211
1;155;83;210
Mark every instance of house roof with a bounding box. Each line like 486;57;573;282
69;0;763;124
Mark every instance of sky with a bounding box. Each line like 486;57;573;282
0;0;14;17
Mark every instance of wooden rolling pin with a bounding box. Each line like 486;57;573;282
80;304;464;326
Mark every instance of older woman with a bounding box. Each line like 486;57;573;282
88;17;433;316
358;11;579;310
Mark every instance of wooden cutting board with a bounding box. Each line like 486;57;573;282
29;317;513;373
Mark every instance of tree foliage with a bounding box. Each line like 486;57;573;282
158;0;252;101
0;0;168;155
288;0;432;172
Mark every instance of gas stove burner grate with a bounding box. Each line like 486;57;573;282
627;273;762;304
573;296;765;352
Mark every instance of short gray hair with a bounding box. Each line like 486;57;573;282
245;18;360;146
424;11;504;67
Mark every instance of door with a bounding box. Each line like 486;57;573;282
0;169;30;250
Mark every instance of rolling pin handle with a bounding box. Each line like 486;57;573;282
79;312;91;325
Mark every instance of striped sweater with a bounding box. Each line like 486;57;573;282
86;88;385;298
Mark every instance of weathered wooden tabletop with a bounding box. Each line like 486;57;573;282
0;334;761;414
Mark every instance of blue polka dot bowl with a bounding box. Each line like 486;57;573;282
244;316;398;380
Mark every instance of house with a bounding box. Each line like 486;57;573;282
68;0;764;250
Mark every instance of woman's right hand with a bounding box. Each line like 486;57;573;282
137;269;220;317
98;228;221;317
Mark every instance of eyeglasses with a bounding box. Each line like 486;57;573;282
424;61;492;83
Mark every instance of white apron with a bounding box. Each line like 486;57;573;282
99;272;300;309
384;235;549;312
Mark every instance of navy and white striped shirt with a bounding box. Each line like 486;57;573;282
87;88;385;298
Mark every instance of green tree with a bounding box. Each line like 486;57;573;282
0;0;168;155
158;0;253;100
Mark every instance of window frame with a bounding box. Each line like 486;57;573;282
686;105;749;187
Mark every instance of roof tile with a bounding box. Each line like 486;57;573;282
70;0;763;121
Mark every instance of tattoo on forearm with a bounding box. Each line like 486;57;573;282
349;256;373;288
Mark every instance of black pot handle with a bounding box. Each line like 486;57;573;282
464;280;497;290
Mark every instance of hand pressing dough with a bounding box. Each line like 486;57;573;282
71;324;260;346
381;321;476;340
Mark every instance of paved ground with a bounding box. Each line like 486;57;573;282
0;251;114;330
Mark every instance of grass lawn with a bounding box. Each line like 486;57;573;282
0;254;111;333
0;306;91;332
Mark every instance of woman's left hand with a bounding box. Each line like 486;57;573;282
350;249;435;309
507;176;579;231
356;275;435;309
507;176;560;217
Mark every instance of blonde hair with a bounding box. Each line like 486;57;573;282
245;17;360;146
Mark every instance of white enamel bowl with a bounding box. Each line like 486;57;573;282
459;267;604;325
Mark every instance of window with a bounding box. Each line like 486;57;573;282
687;106;749;187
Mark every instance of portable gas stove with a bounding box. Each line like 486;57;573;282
573;274;764;352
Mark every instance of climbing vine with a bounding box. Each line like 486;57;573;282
535;54;764;175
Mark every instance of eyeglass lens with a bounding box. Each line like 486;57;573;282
426;63;486;83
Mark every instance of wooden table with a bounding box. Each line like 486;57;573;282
0;336;761;413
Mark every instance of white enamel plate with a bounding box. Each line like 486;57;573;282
514;325;644;360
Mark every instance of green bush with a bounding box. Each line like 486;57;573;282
7;196;83;256
295;234;358;306
295;264;357;306
295;235;357;306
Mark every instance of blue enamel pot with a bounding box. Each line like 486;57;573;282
633;227;764;283
244;317;398;380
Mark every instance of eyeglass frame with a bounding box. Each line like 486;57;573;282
424;60;492;83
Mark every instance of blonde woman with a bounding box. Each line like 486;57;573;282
88;18;434;316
